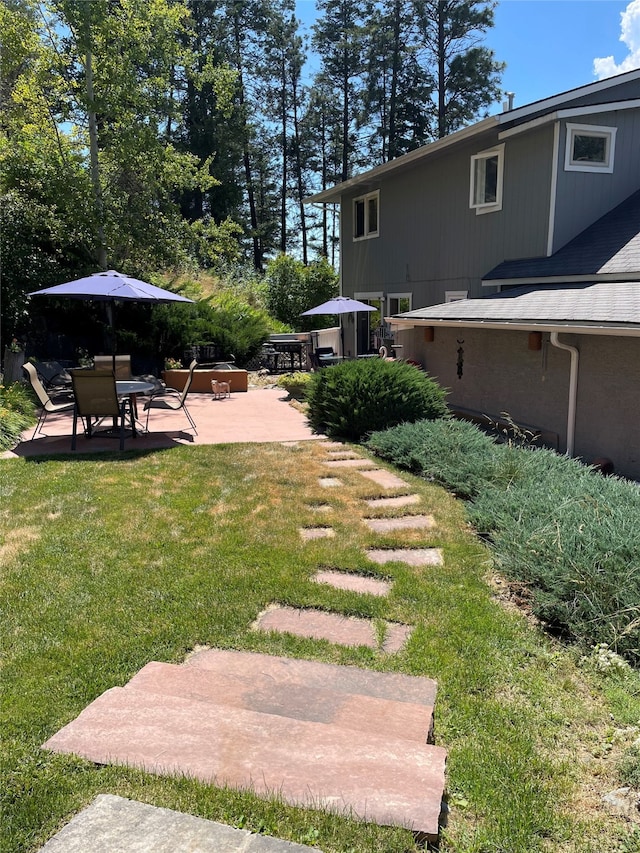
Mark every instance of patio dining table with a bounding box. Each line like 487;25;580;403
116;380;155;433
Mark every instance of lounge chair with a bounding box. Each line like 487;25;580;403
33;360;73;397
70;370;132;451
143;359;198;435
23;362;75;440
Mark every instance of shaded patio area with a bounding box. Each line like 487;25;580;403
4;387;322;458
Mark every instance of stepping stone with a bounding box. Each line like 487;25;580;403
318;477;342;488
320;441;346;449
367;548;444;567
358;469;409;489
313;569;392;597
299;527;335;540
364;515;435;533
187;648;438;708
125;661;434;742
38;794;318;852
308;504;332;512
254;605;412;654
43;651;445;839
43;687;445;839
323;458;376;469
326;449;358;457
365;494;420;508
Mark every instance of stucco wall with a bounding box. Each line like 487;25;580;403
399;327;640;479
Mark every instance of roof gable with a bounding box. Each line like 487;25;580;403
305;69;640;205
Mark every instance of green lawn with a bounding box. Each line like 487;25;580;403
1;442;638;852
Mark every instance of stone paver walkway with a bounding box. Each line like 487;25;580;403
40;443;449;848
43;651;445;839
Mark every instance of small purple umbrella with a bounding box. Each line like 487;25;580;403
29;270;193;368
302;296;376;356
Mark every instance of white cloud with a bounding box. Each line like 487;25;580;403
593;0;640;78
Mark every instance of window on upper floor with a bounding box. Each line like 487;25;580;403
445;290;468;302
469;145;504;214
353;190;379;240
388;293;412;314
565;123;616;173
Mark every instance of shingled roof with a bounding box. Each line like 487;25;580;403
393;281;640;333
484;191;640;284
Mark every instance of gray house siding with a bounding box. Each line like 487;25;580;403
399;326;640;479
552;109;640;252
341;124;554;310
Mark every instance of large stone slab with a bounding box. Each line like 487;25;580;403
186;649;438;708
38;794;318;852
254;605;412;653
127;661;432;743
43;689;447;838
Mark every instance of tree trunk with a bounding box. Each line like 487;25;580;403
84;16;107;268
437;1;447;139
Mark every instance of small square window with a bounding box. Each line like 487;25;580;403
470;146;504;214
565;123;616;173
353;191;379;240
388;293;412;314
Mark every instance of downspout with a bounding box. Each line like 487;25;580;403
550;332;579;456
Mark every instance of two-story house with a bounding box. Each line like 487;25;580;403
305;70;640;479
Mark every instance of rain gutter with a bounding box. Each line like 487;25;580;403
550;332;579;457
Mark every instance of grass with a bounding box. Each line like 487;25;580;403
1;441;639;853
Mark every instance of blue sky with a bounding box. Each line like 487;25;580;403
295;0;640;110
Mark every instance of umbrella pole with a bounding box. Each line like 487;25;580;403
105;302;116;372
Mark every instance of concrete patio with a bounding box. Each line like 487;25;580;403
4;386;321;458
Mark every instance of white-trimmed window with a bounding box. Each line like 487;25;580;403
445;290;468;302
388;293;412;314
353;190;379;239
470;145;504;214
564;123;616;173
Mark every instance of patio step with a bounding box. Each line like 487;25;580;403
43;650;446;840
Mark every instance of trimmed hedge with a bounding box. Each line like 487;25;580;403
366;418;640;665
306;359;448;441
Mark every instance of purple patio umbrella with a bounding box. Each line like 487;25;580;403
29;270;193;369
301;295;376;356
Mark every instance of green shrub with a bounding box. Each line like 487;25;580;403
365;418;640;665
306;359;448;441
277;372;313;401
0;381;35;450
367;418;499;499
619;746;640;788
468;449;640;664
